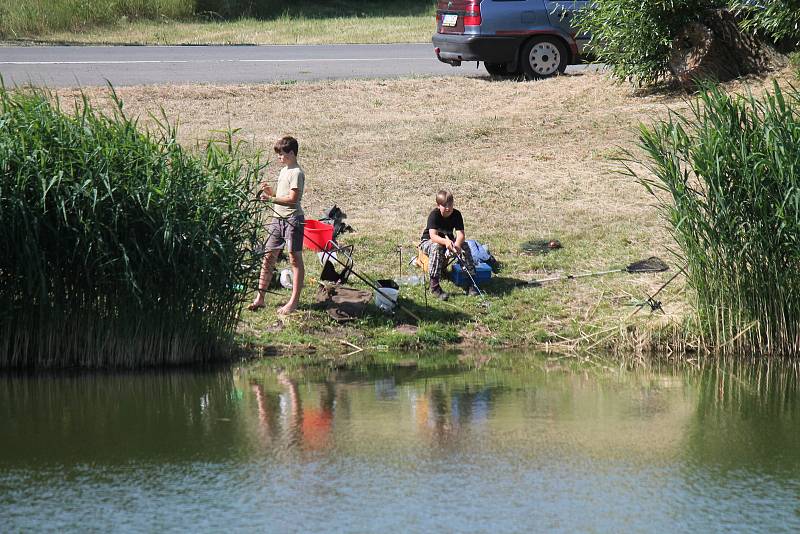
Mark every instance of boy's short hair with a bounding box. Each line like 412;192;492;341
274;136;299;156
436;190;454;206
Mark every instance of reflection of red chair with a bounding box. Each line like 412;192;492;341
303;219;334;252
302;408;333;451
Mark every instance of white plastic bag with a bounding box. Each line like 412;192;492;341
279;268;293;289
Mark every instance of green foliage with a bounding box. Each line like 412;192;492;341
0;0;194;38
631;82;800;355
0;87;262;368
0;0;434;38
733;0;800;48
575;0;725;85
193;0;282;19
194;0;433;20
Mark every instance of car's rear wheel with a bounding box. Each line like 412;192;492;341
521;37;568;80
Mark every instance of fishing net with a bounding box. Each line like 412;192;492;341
521;239;562;255
625;257;669;273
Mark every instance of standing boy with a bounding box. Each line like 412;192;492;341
420;190;480;301
249;136;305;315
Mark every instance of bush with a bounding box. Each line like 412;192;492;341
575;0;726;85
734;0;800;49
631;82;800;355
0;87;262;368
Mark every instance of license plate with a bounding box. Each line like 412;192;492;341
442;14;458;27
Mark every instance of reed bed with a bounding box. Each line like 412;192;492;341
0;87;261;368
633;82;800;356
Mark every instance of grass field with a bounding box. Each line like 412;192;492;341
1;0;435;44
28;15;435;45
51;70;791;356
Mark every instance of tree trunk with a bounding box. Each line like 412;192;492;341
669;8;787;90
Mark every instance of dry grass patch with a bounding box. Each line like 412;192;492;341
55;70;792;353
14;16;433;45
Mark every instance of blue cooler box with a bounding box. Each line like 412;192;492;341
450;262;492;286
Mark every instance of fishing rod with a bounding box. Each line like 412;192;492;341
527;257;669;286
628;262;687;317
452;250;490;309
256;198;422;323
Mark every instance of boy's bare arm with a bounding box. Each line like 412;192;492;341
454;230;466;249
268;187;300;207
430;229;457;252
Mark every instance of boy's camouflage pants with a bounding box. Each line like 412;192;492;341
419;240;477;283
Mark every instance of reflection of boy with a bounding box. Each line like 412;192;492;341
254;373;334;452
419;190;479;301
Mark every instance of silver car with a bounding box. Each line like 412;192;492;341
432;0;590;79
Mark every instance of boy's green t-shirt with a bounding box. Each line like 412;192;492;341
273;164;305;218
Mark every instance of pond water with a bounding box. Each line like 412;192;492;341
2;353;800;532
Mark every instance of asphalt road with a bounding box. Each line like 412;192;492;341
0;43;591;87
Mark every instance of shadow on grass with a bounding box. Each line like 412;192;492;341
196;0;435;21
478;275;532;296
312;297;473;327
476;69;599;84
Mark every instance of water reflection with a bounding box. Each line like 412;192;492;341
411;382;496;448
0;369;245;464
250;372;336;452
686;358;800;472
1;354;800;532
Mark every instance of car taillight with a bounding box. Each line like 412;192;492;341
464;1;481;26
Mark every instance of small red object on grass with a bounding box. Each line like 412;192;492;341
303;219;334;252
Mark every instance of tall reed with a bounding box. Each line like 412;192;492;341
632;82;800;356
0;86;262;368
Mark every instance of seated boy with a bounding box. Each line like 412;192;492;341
419;189;480;300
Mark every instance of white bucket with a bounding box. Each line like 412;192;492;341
374;287;399;312
279;268;293;289
317;250;338;266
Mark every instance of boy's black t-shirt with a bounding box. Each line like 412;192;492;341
421;208;465;241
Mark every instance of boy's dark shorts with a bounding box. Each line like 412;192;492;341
265;215;304;253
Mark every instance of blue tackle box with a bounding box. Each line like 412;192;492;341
450;262;492;286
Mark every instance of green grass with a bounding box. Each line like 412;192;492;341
0;87;263;368
1;0;435;44
0;0;194;39
236;242;633;357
